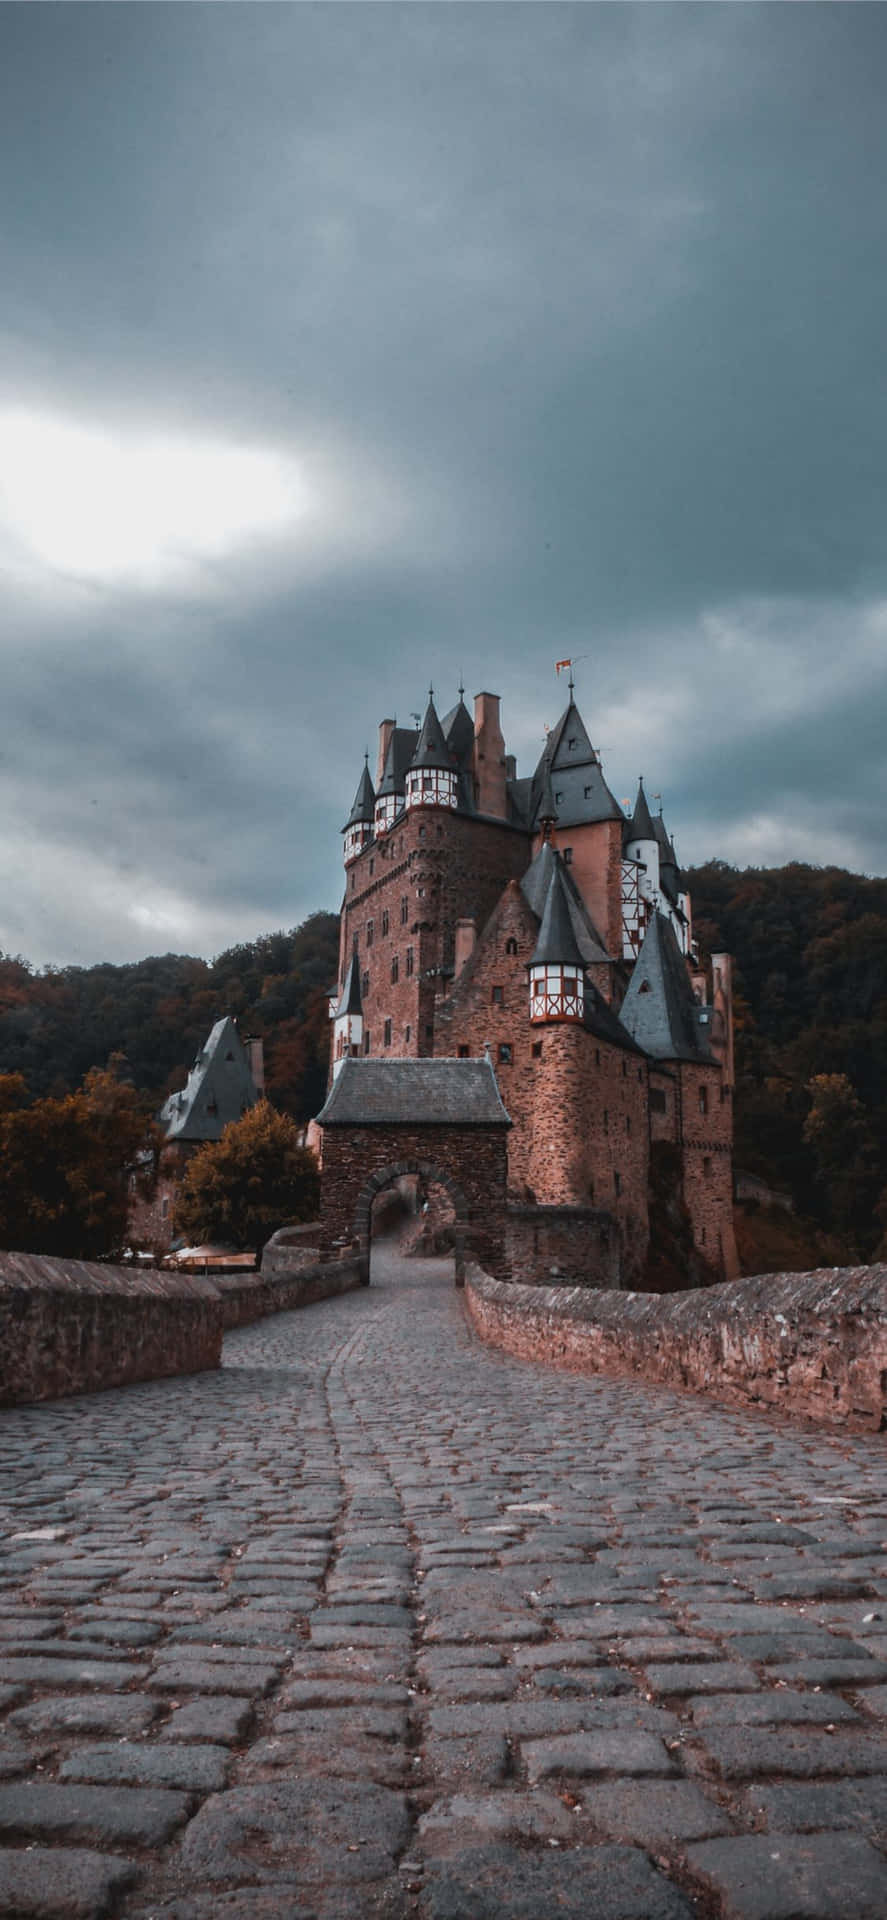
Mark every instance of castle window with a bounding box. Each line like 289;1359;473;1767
401;896;409;924
614;1170;621;1196
595;1048;600;1066
506;938;517;955
364;1031;371;1054
361;972;369;998
381;909;389;935
458;1044;469;1057
384;1018;392;1048
532;1040;542;1058
699;1085;708;1115
622;1059;627;1077
369;858;374;876
425;1024;433;1040
639;980;651;994
625;1115;631;1135
418;825;426;839
603;1109;609;1132
699;1226;706;1245
650;1087;667;1113
405;1024;411;1043
492;985;504;1005
366;920;374;947
563;847;573;865
161;1196;169;1220
568;737;576;750
406;947;414;976
555;791;563;804
498;1043;512;1064
353;930;359;952
391;955;399;984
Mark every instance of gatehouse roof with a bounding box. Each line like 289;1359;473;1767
317;1056;512;1128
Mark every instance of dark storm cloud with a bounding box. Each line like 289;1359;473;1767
0;5;885;963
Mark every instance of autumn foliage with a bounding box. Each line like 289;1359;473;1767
174;1102;320;1256
0;1061;155;1260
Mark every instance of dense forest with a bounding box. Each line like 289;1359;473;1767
1;860;885;1263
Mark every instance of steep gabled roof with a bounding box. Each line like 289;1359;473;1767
530;700;623;831
342;759;375;830
410;694;455;772
159;1016;260;1142
441;696;475;766
583;980;646;1055
335;955;362;1018
377;726;419;798
619;913;716;1063
521;840;609;965
530;861;587;969
317;1056;512;1127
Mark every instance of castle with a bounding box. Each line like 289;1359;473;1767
327;678;738;1287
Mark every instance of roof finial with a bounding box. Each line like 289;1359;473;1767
429;683;434;702
458;673;465;700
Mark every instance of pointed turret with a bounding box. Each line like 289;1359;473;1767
535;757;558;840
405;690;459;811
528;859;586;1023
627;777;655;845
441;690;474;766
374;725;415;835
331;955;364;1076
620;913;714;1063
531;699;623;831
342;756;376;862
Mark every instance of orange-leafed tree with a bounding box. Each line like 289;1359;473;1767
174;1102;319;1258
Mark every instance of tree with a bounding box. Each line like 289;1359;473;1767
0;1063;153;1260
174;1102;320;1257
802;1073;880;1257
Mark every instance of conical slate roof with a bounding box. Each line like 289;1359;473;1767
342;759;375;831
521;841;609;965
535;759;557;825
410;694;455;772
377;727;418;799
530;861;587;969
653;811;680;904
627;778;655;843
530;699;623;829
335;955;362;1018
619;913;715;1063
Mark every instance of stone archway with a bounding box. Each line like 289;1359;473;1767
355;1159;470;1286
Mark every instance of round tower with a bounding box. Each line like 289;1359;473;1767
342;756;375;864
528;858;586;1023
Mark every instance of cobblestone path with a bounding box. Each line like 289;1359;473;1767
1;1247;887;1919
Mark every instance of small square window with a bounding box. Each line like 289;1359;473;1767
492;985;504;1005
562;846;572;865
458;1044;469;1058
498;1043;512;1064
703;1156;712;1177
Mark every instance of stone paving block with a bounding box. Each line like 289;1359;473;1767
523;1729;676;1783
163;1695;255;1745
0;1781;190;1846
0;1656;149;1688
178;1780;410;1885
689;1688;860;1726
278;1677;410;1709
644;1660;761;1695
687;1830;887;1919
0;1844;139;1918
422;1734;510;1789
59;1740;231;1792
698;1725;887;1780
128;1895;318;1920
0;1682;26;1710
145;1659;279;1695
166;1620;294;1650
67;1617;164;1647
9;1693;159;1737
584;1779;733;1846
770;1657;887;1688
239;1733;408;1786
728;1630;869;1662
510;1639;608;1668
742;1777;887;1837
422;1841;693;1919
418;1789;575;1852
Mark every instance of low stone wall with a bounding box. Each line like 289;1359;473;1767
215;1256;362;1329
465;1264;887;1432
261;1222;323;1276
0;1253;222;1409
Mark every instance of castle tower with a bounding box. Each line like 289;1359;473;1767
530;695;625;964
405;692;459;811
331;956;364;1077
528;859;586;1023
342;757;375;864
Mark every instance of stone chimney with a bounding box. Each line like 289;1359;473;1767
245;1037;265;1096
472;692;507;819
377;718;395;788
454;918;477;979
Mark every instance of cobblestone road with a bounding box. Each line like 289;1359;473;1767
1;1246;887;1919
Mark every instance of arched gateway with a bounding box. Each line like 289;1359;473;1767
316;1057;511;1285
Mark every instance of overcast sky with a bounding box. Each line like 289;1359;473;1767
1;4;886;968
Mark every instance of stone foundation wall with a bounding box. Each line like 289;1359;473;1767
214;1256;362;1329
466;1263;887;1432
0;1253;222;1408
505;1205;622;1288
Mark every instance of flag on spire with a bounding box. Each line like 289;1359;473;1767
555;658;572;674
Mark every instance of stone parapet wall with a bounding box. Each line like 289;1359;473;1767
505;1205;621;1289
261;1223;323;1276
214;1257;362;1328
0;1253;222;1408
465;1263;887;1431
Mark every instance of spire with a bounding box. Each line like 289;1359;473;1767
628;777;655;843
342;756;376;831
441;690;475;765
530;696;622;828
377;729;406;798
530;859;587;970
410;693;454;772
